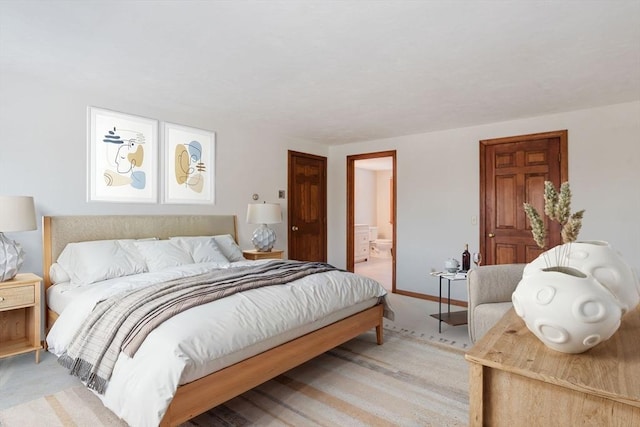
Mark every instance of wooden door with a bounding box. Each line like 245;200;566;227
287;151;327;262
480;130;568;265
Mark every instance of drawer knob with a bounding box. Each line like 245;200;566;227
0;296;4;302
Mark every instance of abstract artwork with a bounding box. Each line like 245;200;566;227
88;107;158;203
163;122;215;204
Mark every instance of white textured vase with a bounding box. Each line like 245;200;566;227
0;233;26;282
251;224;276;252
512;241;640;353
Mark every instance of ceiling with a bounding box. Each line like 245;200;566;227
1;1;639;145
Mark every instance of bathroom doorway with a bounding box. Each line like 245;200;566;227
347;151;396;293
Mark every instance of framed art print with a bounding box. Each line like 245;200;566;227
88;107;158;203
163;122;215;204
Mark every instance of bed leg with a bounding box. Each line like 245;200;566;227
376;324;383;345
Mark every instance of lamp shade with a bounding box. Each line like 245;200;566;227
0;196;37;232
246;203;282;225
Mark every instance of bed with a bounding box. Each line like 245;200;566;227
42;215;389;427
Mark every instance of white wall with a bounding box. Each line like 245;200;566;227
354;167;376;226
354;167;393;239
0;70;328;276
376;169;393;239
328;101;640;301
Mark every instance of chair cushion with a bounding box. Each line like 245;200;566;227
472;302;513;342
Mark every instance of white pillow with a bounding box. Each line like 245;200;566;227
118;238;157;270
57;239;147;286
170;236;229;264
133;240;194;272
213;234;245;262
49;263;71;284
171;234;245;262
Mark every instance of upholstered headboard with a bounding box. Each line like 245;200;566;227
42;215;238;290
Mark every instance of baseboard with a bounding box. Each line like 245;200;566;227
394;289;468;308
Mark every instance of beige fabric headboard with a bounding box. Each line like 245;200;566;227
42;215;238;289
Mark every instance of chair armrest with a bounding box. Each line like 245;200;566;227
466;263;525;343
467;264;525;307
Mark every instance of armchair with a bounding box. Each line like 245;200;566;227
467;264;525;343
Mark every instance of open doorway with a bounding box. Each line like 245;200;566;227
347;151;396;292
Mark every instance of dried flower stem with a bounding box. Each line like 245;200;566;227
523;181;585;268
556;182;572;224
543;181;558;220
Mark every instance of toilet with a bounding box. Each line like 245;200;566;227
369;226;393;258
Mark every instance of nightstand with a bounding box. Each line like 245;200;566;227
0;273;42;363
242;249;284;260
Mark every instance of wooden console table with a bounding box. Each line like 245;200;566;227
465;308;640;426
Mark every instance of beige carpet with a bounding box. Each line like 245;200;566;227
0;329;469;426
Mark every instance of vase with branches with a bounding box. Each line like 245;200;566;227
523;181;585;271
513;181;640;353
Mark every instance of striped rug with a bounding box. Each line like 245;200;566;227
0;329;469;426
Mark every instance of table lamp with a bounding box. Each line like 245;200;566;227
0;196;37;282
246;202;282;252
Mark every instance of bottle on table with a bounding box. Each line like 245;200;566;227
462;244;471;272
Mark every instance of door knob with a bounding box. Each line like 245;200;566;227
291;226;299;231
489;233;495;238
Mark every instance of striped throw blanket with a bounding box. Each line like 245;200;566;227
58;260;337;394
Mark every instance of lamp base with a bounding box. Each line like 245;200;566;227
251;224;276;252
0;232;25;282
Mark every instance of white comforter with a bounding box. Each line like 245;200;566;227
46;260;388;427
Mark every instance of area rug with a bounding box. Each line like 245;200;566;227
0;329;469;427
383;322;471;352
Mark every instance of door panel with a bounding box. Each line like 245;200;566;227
495;175;516;229
287;151;327;262
480;131;568;265
496;244;517;265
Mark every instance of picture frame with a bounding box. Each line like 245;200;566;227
87;107;158;203
163;122;215;204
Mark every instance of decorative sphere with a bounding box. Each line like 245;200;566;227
251;225;276;252
526;241;640;313
0;234;25;282
513;241;639;353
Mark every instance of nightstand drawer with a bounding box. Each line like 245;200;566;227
0;286;34;310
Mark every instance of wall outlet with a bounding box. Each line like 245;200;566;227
471;215;477;225
278;190;285;199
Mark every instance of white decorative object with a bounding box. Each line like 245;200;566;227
512;241;640;353
445;258;460;273
0;233;25;281
0;196;37;282
246;203;282;252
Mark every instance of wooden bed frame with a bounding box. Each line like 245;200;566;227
42;215;384;426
